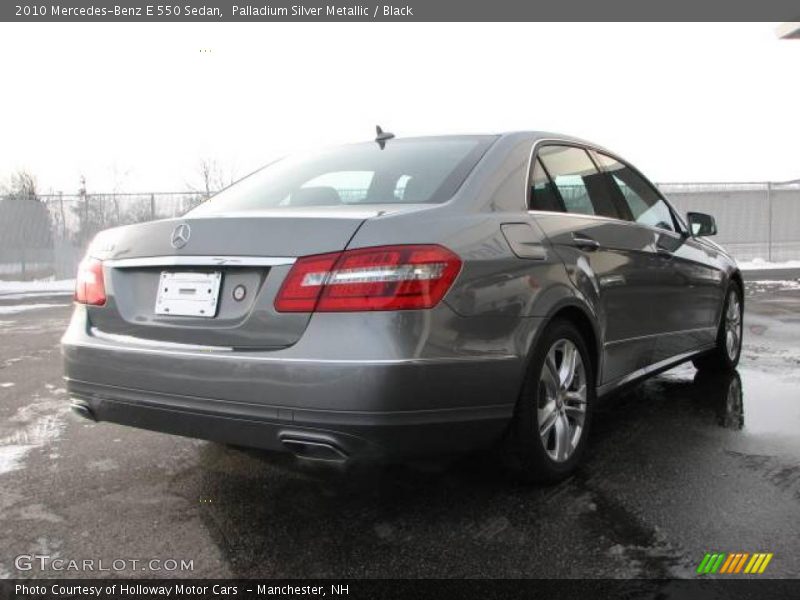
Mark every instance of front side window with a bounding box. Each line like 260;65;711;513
534;145;620;219
188;136;496;215
594;153;676;232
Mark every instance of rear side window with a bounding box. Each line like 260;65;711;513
188;137;496;214
530;145;620;219
593;152;677;232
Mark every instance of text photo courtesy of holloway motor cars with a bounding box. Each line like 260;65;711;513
1;7;800;600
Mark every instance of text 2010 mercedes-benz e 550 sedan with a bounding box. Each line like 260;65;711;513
62;131;743;481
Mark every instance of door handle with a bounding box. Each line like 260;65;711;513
656;247;673;259
571;233;601;251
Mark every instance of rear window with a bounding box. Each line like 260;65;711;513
189;137;496;214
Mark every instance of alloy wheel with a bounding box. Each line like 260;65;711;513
725;290;742;361
537;339;587;463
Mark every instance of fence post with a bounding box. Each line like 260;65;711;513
766;182;772;262
58;191;66;239
80;186;88;243
150;193;155;220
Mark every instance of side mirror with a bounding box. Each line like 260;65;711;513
687;212;717;237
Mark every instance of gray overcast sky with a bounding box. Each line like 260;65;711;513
1;22;798;194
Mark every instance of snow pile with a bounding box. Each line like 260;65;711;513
0;278;74;295
738;259;800;271
0;304;66;315
748;280;800;291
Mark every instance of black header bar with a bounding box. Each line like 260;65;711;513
3;0;800;22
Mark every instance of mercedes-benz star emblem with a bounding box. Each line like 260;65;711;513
171;223;191;249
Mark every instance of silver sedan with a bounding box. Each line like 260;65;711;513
62;131;742;481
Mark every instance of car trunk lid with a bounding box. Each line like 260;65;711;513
86;207;407;349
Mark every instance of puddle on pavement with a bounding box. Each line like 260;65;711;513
656;364;800;457
732;367;800;456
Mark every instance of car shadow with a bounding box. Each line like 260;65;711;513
185;367;744;577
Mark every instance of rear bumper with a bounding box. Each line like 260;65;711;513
62;307;534;461
66;379;513;461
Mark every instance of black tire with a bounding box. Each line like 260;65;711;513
502;318;595;483
692;281;743;372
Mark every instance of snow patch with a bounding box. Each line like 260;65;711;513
0;291;72;300
18;503;64;523
0;278;75;294
0;397;69;475
738;259;800;270
749;280;800;291
0;445;31;476
0;303;65;315
87;458;119;472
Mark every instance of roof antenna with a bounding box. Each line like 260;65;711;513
375;125;394;149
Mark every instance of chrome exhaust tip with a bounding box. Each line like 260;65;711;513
70;400;97;422
280;437;348;462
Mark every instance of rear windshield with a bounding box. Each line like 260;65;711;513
188;136;496;214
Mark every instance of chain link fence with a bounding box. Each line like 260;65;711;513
0;192;207;279
659;182;800;262
1;183;799;280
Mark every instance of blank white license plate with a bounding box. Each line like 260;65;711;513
155;271;222;318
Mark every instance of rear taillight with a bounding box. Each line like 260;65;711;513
275;244;462;312
74;257;106;306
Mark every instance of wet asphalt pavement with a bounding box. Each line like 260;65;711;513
0;279;799;580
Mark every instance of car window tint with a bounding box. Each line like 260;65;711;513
594;153;676;232
537;146;619;219
529;158;564;212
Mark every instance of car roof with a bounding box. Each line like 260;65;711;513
379;131;615;155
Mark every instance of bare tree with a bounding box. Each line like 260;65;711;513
0;169;53;279
70;174;104;247
192;158;235;199
109;163;132;225
2;169;39;200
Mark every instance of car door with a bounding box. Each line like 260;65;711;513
528;144;659;385
590;151;723;364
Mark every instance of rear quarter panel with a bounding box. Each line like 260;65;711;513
347;134;591;370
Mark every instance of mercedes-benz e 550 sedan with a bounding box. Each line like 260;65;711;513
63;131;743;481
